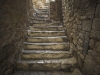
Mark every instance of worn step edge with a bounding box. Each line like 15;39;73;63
21;50;72;54
29;30;64;32
27;36;67;38
17;57;76;64
32;18;48;20
28;30;65;32
31;26;63;28
20;51;72;60
24;42;69;45
29;26;63;28
36;12;49;14
31;17;49;19
30;22;48;24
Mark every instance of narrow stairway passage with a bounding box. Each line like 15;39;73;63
13;6;82;75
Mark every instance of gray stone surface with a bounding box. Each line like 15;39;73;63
95;4;100;17
95;42;100;52
13;69;82;75
82;21;92;31
0;0;33;75
62;0;100;75
92;18;100;30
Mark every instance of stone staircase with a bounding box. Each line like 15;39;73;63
13;8;82;75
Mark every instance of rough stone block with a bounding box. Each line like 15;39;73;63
95;4;100;17
82;20;92;31
92;18;100;31
89;39;95;49
95;42;100;52
90;30;100;40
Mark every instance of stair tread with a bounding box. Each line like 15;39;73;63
27;37;68;43
13;69;82;75
24;43;69;50
24;42;68;45
28;32;66;37
21;50;72;60
28;30;65;32
29;27;64;31
27;36;67;38
22;50;71;53
17;57;76;71
30;25;63;27
30;26;63;28
17;57;76;64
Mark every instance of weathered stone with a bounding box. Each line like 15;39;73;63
0;0;33;75
90;30;100;40
95;42;100;52
62;0;100;75
82;20;92;31
78;39;83;46
80;16;87;20
84;32;90;41
92;18;100;31
89;39;95;49
77;45;83;52
95;4;100;17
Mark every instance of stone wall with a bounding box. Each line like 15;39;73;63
0;0;33;75
50;0;62;21
62;0;100;75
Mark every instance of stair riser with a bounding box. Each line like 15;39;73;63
27;32;66;37
24;44;69;50
30;23;61;27
27;38;67;43
31;19;49;21
29;27;64;31
16;63;60;71
17;57;77;71
31;25;61;27
36;13;49;15
21;53;72;60
36;14;48;16
38;10;49;12
16;63;72;71
31;20;47;23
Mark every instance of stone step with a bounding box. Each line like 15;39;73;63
21;50;72;60
13;69;82;75
37;10;49;13
30;23;62;27
33;15;49;18
31;18;49;21
24;42;69;50
36;11;49;14
16;57;76;71
31;20;47;23
35;16;48;19
38;8;49;10
31;16;48;19
27;36;67;43
36;14;49;17
29;26;64;31
30;22;48;24
38;9;49;11
27;31;66;37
